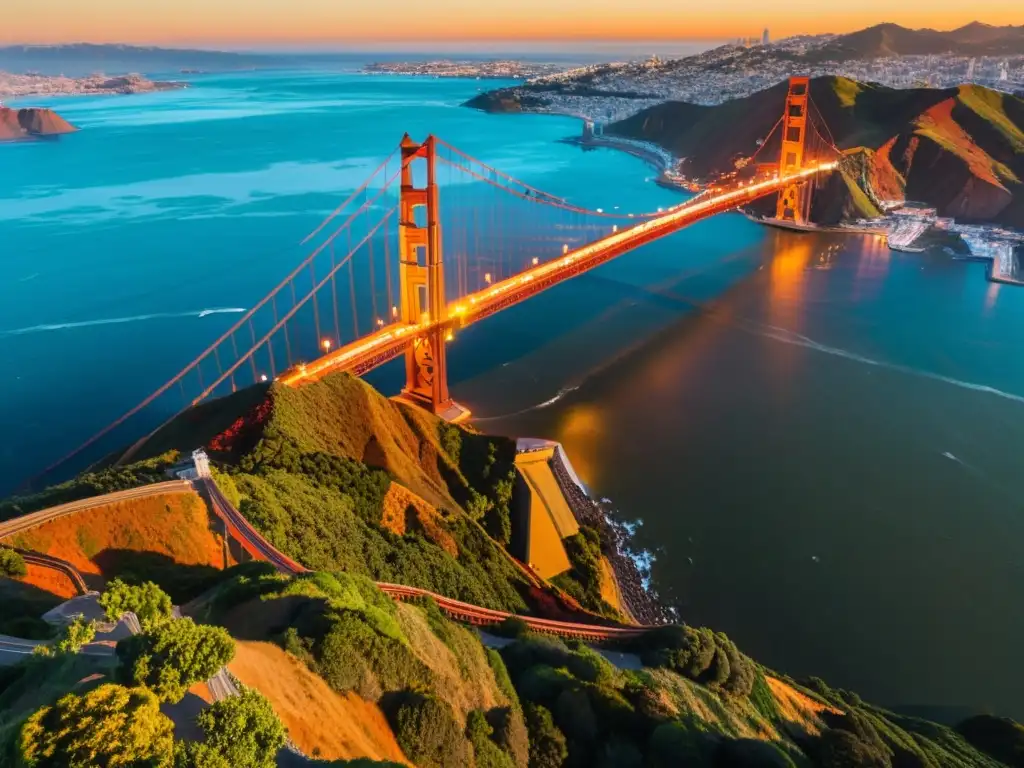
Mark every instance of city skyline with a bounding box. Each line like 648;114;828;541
3;0;1023;48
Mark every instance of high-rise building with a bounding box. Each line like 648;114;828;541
967;58;976;79
762;28;770;46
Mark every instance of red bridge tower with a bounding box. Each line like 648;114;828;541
775;76;812;225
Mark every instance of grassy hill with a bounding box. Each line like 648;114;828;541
25;373;554;614
811;22;1024;61
183;566;1016;767
608;76;1024;227
2;491;228;603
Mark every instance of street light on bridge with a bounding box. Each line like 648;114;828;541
321;338;332;352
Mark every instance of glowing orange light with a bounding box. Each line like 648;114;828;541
321;338;332;351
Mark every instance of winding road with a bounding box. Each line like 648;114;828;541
6;478;655;643
0;480;193;540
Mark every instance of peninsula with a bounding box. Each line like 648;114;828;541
363;59;566;79
0;72;187;100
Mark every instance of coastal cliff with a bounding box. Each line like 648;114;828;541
608;77;1024;227
0;107;77;142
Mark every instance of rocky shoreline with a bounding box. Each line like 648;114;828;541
0;107;77;142
549;446;675;626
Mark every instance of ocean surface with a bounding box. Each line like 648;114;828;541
3;71;1023;718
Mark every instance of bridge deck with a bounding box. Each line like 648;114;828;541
280;163;836;387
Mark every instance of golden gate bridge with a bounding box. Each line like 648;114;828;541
32;77;840;484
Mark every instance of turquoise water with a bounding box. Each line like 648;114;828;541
4;71;1024;716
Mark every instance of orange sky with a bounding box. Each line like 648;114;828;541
3;0;1022;47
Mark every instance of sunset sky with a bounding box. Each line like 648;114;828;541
4;0;1022;48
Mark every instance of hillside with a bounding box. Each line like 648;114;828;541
61;373;557;614
227;640;410;763
1;490;228;603
0;107;76;142
177;568;1024;766
814;22;1024;60
608;76;1024;226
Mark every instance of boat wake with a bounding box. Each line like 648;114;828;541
473;384;581;422
1;308;247;337
749;323;1024;406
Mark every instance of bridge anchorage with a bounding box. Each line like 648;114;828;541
30;76;839;486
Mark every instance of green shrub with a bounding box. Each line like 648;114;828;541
99;578;173;630
18;684;174;767
467;709;516;768
636;625;755;696
486;648;519;706
551;525;616;616
715;738;798;767
749;669;780;721
554;688;598;743
815;728;891;768
523;703;567;768
0;548;26;578
116;618;235;703
190;690;285;768
956;714;1024;767
390;692;472;768
488;706;530;768
565;645;616;686
313;608;428;701
501;636;571;680
438;422;462;466
33;618;95;658
647;718;718;768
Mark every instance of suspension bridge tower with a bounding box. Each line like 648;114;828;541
775;76;813;225
396;135;470;422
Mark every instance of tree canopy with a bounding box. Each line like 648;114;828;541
18;683;174;768
99;579;173;631
116;618;235;703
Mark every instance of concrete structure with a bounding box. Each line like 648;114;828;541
512;443;580;579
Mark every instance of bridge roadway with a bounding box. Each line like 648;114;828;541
279;162;837;386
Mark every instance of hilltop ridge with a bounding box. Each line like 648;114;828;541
608;76;1024;226
814;21;1024;60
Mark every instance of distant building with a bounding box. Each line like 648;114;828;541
762;28;771;46
967;58;976;79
